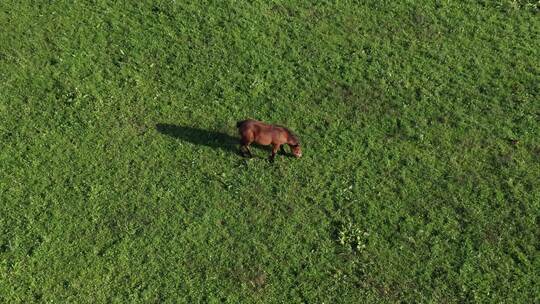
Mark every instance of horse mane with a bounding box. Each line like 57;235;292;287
272;123;299;145
284;127;300;145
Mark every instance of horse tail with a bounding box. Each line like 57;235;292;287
236;120;249;128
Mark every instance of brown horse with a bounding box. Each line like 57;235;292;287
236;119;302;162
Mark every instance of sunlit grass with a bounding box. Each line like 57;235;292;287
1;1;538;302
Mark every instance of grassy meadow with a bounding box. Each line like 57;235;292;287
1;0;539;302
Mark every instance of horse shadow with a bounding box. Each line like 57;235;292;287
156;123;239;153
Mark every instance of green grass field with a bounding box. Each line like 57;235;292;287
1;0;539;302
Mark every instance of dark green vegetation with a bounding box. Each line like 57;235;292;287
1;0;539;302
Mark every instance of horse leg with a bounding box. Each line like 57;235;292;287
240;145;253;158
239;140;246;157
245;145;253;158
240;138;253;158
269;144;280;163
239;141;247;157
239;145;247;157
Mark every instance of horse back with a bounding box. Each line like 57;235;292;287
237;119;290;145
